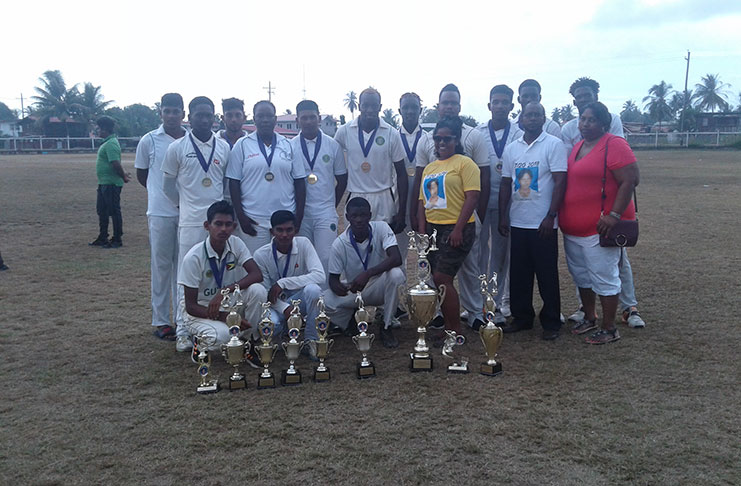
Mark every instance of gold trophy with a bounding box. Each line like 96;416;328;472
406;230;446;372
312;296;334;382
219;286;250;390
281;299;305;386
351;294;376;379
255;302;279;389
196;335;219;394
442;330;470;373
479;274;503;376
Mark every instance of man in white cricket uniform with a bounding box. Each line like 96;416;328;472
227;100;307;254
134;93;185;340
290;99;347;281
162;96;231;349
216;97;246;150
513;79;563;139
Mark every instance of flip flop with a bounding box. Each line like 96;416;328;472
153;325;176;341
585;328;621;345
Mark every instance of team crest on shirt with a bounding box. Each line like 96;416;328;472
226;261;236;270
205;270;213;278
375;136;385;146
323;154;330;163
496;162;503;173
214;159;220;165
186;151;197;158
330;223;337;231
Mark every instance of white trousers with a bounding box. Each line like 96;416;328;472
457;215;484;322
478;208;510;308
235;221;272;255
175;225;209;337
268;284;322;341
298;216;338;288
346;189;397;225
324;267;405;330
147;215;179;327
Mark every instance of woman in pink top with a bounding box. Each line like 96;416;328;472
559;102;639;344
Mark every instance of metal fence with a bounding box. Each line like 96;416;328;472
625;131;741;148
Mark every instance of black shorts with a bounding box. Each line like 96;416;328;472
427;222;475;277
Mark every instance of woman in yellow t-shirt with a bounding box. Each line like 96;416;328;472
417;116;480;334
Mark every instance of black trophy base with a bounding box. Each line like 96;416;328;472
313;367;331;382
197;381;220;394
257;374;276;389
281;370;303;386
227;376;247;390
480;361;503;376
409;353;433;372
357;362;376;379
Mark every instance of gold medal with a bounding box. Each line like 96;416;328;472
265;172;275;182
307;173;318;184
202;177;212;187
361;161;371;173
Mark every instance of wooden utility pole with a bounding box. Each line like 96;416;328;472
263;82;275;102
679;50;691;132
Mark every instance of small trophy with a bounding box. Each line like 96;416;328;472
351;294;376;379
219;286;250;390
312;296;334;382
479;274;503;376
406;230;446;372
281;300;305;386
442;330;470;373
196;335;219;394
255;302;279;389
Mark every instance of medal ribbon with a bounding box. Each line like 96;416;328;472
272;241;292;278
400;128;423;163
258;133;278;170
205;241;228;288
349;225;373;271
189;134;216;174
488;120;510;160
300;131;322;171
357;123;379;158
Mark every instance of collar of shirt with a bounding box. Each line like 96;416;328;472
205;236;234;261
515;129;549;147
349;117;391;133
271;237;299;257
188;130;215;147
399;123;422;137
101;134;117;143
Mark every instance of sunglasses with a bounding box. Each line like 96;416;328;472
433;135;456;143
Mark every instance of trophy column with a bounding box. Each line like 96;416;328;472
312;297;334;382
196;335;220;394
281;300;305;386
255;302;279;389
352;294;376;379
479;274;503;376
219;287;250;390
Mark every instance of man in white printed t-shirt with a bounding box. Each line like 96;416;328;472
476;85;523;324
227;100;307;255
334;88;407;233
162;95;231;351
216;97;246;149
290;99;347;282
252;210;325;360
513;79;563;139
498;102;567;341
178;200;266;358
134;93;185;341
324;197;405;349
560;77;645;330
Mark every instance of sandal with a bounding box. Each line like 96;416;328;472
153;325;176;341
571;318;597;335
585;328;620;345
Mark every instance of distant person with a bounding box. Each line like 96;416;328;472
134;93;186;341
512;79;562;138
217;97;246;149
89;115;129;249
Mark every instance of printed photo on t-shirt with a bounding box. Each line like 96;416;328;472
422;172;447;210
513;165;540;201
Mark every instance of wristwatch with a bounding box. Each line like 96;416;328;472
609;210;621;219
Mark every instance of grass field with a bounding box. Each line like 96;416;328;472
1;149;739;485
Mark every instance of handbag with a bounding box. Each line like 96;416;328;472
598;136;639;247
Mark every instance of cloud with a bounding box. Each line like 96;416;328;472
590;0;741;29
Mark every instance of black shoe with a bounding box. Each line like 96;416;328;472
89;238;108;246
428;315;445;330
380;326;399;348
501;322;533;333
327;323;344;338
0;264;8;271
344;315;359;337
542;329;560;341
394;306;409;320
105;240;122;248
470;318;485;331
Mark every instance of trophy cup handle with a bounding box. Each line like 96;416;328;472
369;334;375;346
437;283;447;305
327;338;335;352
351;335;359;346
281;342;288;354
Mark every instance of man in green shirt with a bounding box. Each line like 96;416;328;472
90;116;130;248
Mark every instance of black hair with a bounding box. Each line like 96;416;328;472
582;101;612;131
518;79;541;94
399;92;422;105
489;84;514;101
96;116;115;132
188;96;214;114
426;178;439;191
161;93;184;109
439;83;460;101
569;77;600;97
253;100;276;115
433;116;465;155
222;97;244;113
517;168;533;181
346;197;371;213
207;200;234;223
523;102;546;117
270;210;296;228
296;99;319;114
359;87;381;105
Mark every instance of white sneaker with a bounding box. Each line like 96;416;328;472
494;311;506;325
568;306;585;323
176;335;193;352
623;307;646;328
460;309;469;321
500;305;511;318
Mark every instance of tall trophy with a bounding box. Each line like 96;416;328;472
312;296;334;382
442;330;469;373
219;286;250;390
406;230;446;372
255;302;279;389
479;274;503;376
281;299;305;386
352;294;376;379
196;335;219;394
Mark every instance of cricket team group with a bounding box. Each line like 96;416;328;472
92;76;645;366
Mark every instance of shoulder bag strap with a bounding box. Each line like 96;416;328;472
601;134;638;216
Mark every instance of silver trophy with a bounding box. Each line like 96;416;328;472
352;294;376;378
479;274;503;376
219;286;251;390
255;302;279;389
195;334;219;394
281;299;305;386
312;296;334;382
442;330;469;373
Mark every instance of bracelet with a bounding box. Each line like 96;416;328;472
609;210;621;219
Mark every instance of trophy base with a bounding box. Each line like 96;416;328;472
480;362;503;376
281;370;303;386
227;377;247;390
257;374;276;389
197;381;220;394
357;362;376;379
409;353;433;372
447;363;470;374
313;367;331;382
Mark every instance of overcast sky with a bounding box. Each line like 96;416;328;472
3;0;740;123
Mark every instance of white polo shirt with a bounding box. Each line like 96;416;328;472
501;131;567;230
417;123;490;169
226;131;306;224
334;118;405;194
513;114;563;139
178;235;252;307
476;120;523;208
328;221;398;282
161;132;231;227
561;113;624;152
399;124;435;174
289;130;346;220
134;125;181;218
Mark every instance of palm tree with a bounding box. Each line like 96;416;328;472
344;91;358;119
559;105;575;122
382;108;398;128
551;108;561;125
694;74;730;112
643;81;674;129
31;70;81;136
620;100;643;123
77;82;113;126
